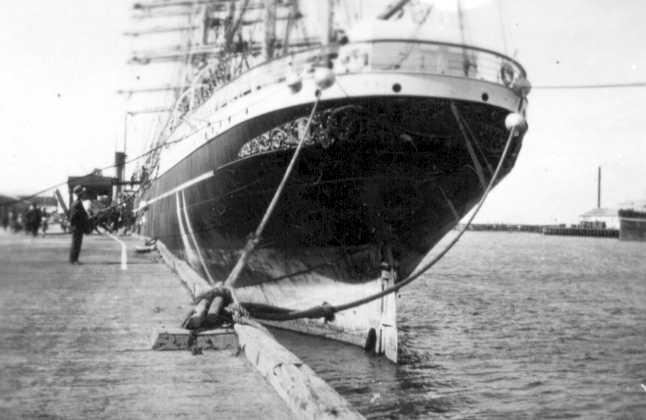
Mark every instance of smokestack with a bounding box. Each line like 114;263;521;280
597;166;601;209
115;152;126;199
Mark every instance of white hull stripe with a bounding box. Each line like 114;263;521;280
176;192;200;266
181;190;215;284
137;170;214;211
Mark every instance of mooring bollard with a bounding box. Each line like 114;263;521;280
182;296;215;330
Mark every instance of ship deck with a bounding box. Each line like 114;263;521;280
0;229;358;418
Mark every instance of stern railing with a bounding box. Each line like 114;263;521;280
171;40;526;134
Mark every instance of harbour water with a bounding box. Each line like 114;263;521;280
274;232;646;419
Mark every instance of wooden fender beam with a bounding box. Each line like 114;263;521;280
235;323;364;420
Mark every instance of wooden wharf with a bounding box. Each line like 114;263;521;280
0;229;362;419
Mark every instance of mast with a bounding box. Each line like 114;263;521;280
457;0;467;44
264;0;277;59
456;0;472;77
224;0;237;52
281;0;298;55
320;0;334;46
201;4;212;44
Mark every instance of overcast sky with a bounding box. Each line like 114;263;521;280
0;0;644;224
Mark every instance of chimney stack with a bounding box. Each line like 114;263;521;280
114;152;126;200
597;166;601;209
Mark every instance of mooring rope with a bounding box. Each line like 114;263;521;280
246;103;524;321
182;86;328;330
222;92;322;292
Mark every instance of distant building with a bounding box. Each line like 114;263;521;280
67;170;117;208
579;207;619;229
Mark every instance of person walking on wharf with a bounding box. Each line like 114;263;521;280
69;186;90;264
25;203;41;237
40;208;49;236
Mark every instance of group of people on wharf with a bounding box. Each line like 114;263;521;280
2;186;137;265
1;204;50;236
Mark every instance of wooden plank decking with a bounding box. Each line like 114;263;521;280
0;230;297;419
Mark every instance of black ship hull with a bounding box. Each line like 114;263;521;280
139;95;524;357
619;209;646;241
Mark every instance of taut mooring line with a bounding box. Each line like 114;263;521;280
183;91;324;329
223;93;322;290
248;104;526;321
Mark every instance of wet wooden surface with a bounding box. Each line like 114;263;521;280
0;230;295;419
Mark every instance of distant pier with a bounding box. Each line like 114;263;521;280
466;223;544;233
465;223;620;238
542;226;619;238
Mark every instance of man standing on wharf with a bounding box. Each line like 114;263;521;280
69;186;89;264
25;203;41;237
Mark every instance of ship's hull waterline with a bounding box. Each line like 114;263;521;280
140;93;524;361
619;210;646;241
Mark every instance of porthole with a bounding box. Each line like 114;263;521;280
481;92;489;102
392;83;402;93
